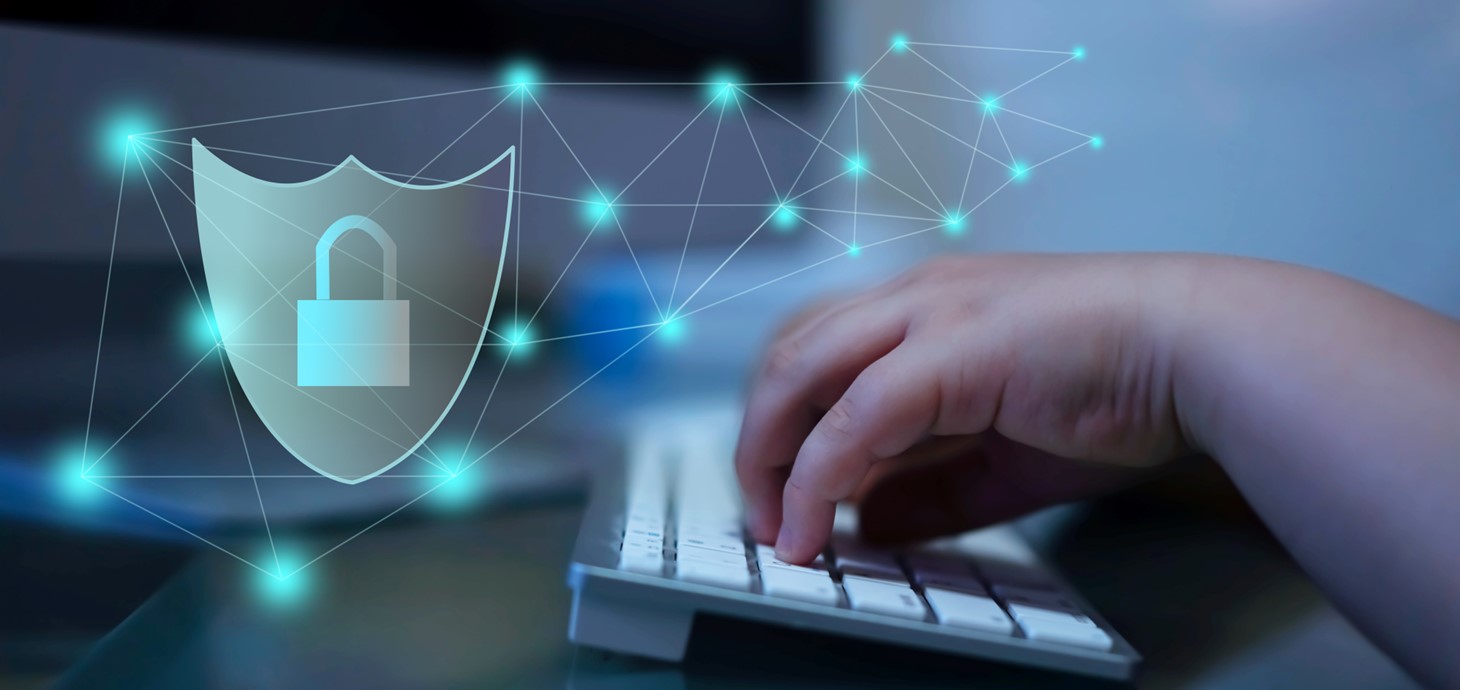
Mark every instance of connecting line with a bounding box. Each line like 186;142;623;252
136;84;516;137
611;97;719;204
668;96;729;312
785;206;941;223
777;88;855;200
997;55;1077;101
457;326;662;475
734;96;779;199
85;478;281;579
515;92;526;326
86;469;449;475
136;145;450;472
959;110;987;212
859;83;983;106
135;154;285;570
787;210;852;248
853;85;860;246
988;105;1096;139
609;209;666;320
85;345;220;472
1027;137;1099;172
861;89;1014;172
83;147;130;471
782;169;851;205
988;108;1018;167
668;209;776;319
905;47;987;104
858;89;948;218
907;41;1075;55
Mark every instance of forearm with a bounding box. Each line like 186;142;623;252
1171;256;1460;688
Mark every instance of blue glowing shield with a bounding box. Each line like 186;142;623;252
192;141;514;483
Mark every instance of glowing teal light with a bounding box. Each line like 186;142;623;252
1072;45;1087;61
846;155;866;176
944;212;966;235
256;543;312;610
506;323;535;359
580;189;614;228
1089;135;1104;150
54;439;102;507
428;462;487;512
1011;161;1030;182
773;204;798;230
658;317;686;343
847;244;862;257
96;105;157;170
178;298;220;355
503;60;539;93
981;94;1000;113
891;34;908;52
705;69;741;102
846;73;862;91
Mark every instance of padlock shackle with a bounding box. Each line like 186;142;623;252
315;214;397;301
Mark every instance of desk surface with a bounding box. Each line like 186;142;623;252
55;488;1420;690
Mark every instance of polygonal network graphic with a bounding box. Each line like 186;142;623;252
73;36;1100;597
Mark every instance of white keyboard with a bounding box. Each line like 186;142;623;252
566;404;1141;680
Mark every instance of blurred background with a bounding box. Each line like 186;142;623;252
1;1;1457;688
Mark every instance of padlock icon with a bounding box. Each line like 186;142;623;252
297;215;411;387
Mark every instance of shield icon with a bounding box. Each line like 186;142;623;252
191;140;514;483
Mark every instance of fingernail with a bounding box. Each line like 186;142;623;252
775;522;798;561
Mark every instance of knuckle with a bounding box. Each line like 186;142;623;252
762;336;806;384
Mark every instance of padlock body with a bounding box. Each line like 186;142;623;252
296;300;411;387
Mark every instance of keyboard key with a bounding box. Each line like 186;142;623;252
619;546;663;576
678;535;745;555
842;576;929;620
756;545;830;573
1008;604;1097;628
1019;618;1114;651
923;588;1016;635
677;545;747;568
831;537;903;577
760;567;841;606
676;560;752;591
995;586;1082;612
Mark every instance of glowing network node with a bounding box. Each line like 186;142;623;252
428;463;486;511
981;94;1000;113
891;33;909;52
944;212;966;235
847;243;862;257
1072;45;1087;61
846;73;862;91
505;323;535;358
97;104;157;169
256;544;312;609
773;204;798;230
705;69;741;102
580;191;614;227
658;317;686;343
846;155;866;176
179;299;220;354
1011;161;1030;182
1089;135;1104;150
503;61;539;93
55;442;102;506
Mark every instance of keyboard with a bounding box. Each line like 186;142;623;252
566;403;1141;681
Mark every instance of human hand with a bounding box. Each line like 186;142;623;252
735;254;1199;563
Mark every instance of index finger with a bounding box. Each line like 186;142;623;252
735;298;910;544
